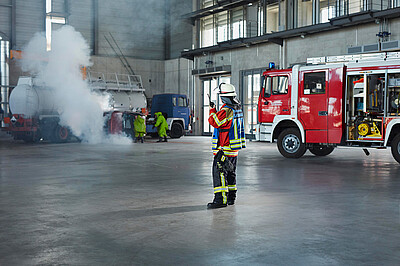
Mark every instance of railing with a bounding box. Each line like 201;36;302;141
198;1;400;48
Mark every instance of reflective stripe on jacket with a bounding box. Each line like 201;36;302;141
209;104;246;157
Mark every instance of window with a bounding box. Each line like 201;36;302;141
178;97;187;107
298;0;313;27
266;4;279;33
196;0;400;48
242;70;263;135
304;72;326;94
201;0;214;9
246;4;258;38
264;76;288;97
320;0;337;23
203;77;230;134
216;11;228;43
257;3;264;35
200;15;214;47
231;7;244;39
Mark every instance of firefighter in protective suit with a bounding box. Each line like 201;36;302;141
133;115;146;143
154;112;168;142
207;83;246;209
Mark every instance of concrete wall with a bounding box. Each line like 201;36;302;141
164;58;193;95
97;0;166;59
90;55;165;99
167;0;193;59
69;0;93;49
0;0;192;60
194;43;280;89
0;0;12;39
15;0;45;49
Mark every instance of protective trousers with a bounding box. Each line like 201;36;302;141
212;154;237;204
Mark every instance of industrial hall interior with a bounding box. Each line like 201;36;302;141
1;0;400;264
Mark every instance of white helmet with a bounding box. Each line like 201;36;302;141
218;83;237;97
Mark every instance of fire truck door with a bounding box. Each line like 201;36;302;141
299;70;328;143
258;75;290;123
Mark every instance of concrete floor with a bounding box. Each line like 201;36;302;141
1;135;400;265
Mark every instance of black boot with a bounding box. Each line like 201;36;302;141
207;201;227;209
227;191;236;205
141;137;144;143
207;193;227;209
157;137;163;142
163;136;168;142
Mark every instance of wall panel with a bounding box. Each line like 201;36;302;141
0;0;12;40
68;0;93;52
98;0;166;60
15;0;45;49
168;0;192;59
51;0;65;13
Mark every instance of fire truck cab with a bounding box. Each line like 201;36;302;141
255;52;400;164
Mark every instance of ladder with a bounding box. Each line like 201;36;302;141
307;52;400;65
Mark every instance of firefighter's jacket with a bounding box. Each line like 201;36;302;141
154;112;168;137
134;116;146;137
208;104;246;157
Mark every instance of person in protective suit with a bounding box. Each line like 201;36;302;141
133;115;146;143
207;83;246;209
154;112;168;142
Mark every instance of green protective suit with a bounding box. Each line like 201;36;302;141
154;112;168;138
133;115;146;138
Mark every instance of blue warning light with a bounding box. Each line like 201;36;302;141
269;62;275;69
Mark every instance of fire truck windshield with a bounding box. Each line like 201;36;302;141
264;76;289;97
264;77;271;97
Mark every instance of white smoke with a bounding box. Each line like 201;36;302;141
21;25;132;144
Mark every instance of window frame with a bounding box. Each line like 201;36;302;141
264;75;289;98
303;72;327;95
178;97;187;107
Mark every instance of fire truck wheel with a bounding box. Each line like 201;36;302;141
53;125;70;143
309;145;335;156
277;128;306;158
391;134;400;164
170;122;184;138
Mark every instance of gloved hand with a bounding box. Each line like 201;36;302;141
210;101;215;108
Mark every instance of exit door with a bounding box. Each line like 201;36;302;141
202;76;231;135
298;70;328;143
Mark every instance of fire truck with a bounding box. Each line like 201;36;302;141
255;52;400;164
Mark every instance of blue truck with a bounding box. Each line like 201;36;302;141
146;93;191;138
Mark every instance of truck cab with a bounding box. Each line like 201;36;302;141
146;93;190;138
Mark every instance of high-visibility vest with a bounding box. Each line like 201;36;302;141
212;105;246;151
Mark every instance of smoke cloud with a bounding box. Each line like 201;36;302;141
21;25;132;144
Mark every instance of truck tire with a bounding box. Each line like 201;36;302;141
277;128;306;158
309;145;335;156
52;125;70;143
391;134;400;164
23;131;40;143
170;122;184;138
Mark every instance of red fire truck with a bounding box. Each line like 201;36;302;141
255;52;400;164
